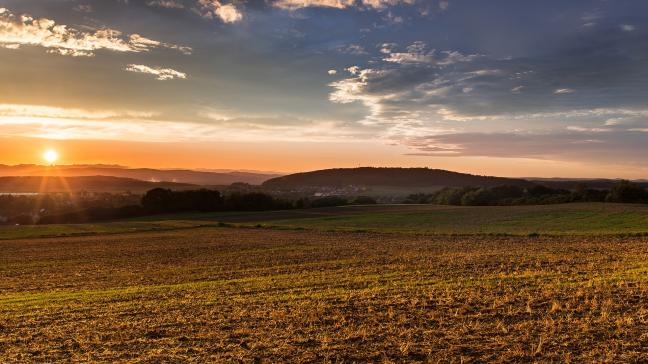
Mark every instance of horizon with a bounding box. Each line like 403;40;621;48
0;163;645;182
2;1;648;178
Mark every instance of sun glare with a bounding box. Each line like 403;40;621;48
43;149;59;165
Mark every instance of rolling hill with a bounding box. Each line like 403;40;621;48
0;165;280;185
0;176;195;193
262;167;535;189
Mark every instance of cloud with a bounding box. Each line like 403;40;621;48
378;42;397;54
401;130;648;165
0;8;191;56
337;44;368;55
382;41;478;65
328;69;337;75
0;104;155;120
0;104;370;143
620;24;635;32
554;88;575;95
146;0;185;9
328;24;648;135
196;0;243;23
73;4;94;13
273;0;416;10
125;64;187;80
511;85;524;94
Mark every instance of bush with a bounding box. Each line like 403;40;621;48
142;188;224;213
403;193;434;204
352;196;377;205
606;180;648;203
310;196;348;208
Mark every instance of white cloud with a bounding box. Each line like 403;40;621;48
554;88;575;95
383;42;477;65
0;8;191;56
0;104;155;120
337;44;368;55
328;69;337;75
620;24;635;32
511;86;525;94
273;0;416;10
125;64;187;80
197;0;243;23
0;104;369;143
378;42;397;54
346;65;361;75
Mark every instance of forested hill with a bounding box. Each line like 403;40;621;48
262;167;535;189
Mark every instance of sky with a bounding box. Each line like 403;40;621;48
1;0;647;178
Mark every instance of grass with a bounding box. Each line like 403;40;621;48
1;227;647;362
3;202;648;240
0;220;215;240
252;203;648;235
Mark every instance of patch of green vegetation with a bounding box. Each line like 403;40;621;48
3;202;648;239
253;203;648;235
0;220;215;240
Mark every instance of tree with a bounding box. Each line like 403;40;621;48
606;180;648;203
352;196;377;205
141;188;175;213
310;196;348;208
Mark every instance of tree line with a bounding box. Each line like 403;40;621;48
403;181;648;206
2;180;647;225
26;189;376;224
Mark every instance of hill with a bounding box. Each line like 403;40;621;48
0;176;195;193
0;165;279;185
262;167;535;189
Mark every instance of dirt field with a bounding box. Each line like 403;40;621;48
1;228;647;362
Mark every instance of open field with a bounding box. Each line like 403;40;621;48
3;203;648;240
1;227;647;362
251;203;648;236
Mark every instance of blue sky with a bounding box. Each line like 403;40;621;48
1;0;647;176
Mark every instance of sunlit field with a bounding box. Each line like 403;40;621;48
1;224;647;361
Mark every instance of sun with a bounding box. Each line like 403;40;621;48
43;149;59;165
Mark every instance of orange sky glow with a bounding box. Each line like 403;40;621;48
2;136;646;179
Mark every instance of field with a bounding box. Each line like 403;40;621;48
3;203;648;240
1;229;647;361
1;203;648;362
250;203;648;236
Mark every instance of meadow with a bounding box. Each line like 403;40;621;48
1;203;647;362
3;202;648;240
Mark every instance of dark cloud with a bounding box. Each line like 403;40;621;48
331;25;648;122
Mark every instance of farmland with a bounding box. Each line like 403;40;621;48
3;202;648;240
1;223;647;362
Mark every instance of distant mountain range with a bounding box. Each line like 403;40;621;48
0;176;195;193
0;165;280;186
263;167;536;189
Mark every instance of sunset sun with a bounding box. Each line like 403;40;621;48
43;149;59;164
